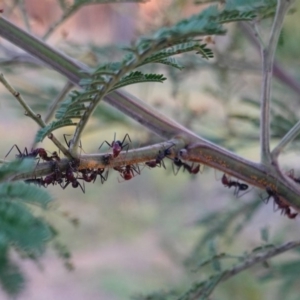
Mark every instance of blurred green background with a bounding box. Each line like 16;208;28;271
1;1;300;299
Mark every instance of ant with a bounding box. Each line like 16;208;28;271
24;178;46;187
145;143;174;169
41;163;64;187
80;168;108;184
63;165;85;193
265;187;297;219
99;133;131;158
172;157;200;175
5;144;56;162
221;174;248;196
114;165;140;181
51;151;60;161
286;169;300;184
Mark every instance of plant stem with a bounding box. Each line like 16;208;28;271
260;0;294;164
2;15;300;212
19;0;31;33
188;239;300;300
240;22;300;96
272;120;300;158
0;73;71;158
44;81;73;124
0;73;46;127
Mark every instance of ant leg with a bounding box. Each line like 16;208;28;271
63;181;70;190
172;162;181;175
78;181;85;194
63;134;72;147
5;144;22;158
98;140;113;151
161;159;166;169
131;164;141;175
121;133;132;146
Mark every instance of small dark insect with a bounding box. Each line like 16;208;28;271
172;157;200;175
145;143;175;169
99;133;131;158
265;187;297;219
287;169;300;184
5;144;55;162
222;174;248;196
24;178;46;187
51;151;61;161
80;168;108;184
115;164;140;182
63;165;85;193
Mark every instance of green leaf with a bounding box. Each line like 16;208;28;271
110;72;166;91
35;119;77;142
0;182;53;209
0;160;34;182
260;227;270;243
0;200;53;254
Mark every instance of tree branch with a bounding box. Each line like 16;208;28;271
260;0;294;164
188;239;300;300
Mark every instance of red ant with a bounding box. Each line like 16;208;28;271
80;168;108;184
114;165;140;181
63;164;85;193
145;143;174;169
265;187;297;219
99;133;131;158
221;174;248;196
5;144;57;162
172;157;200;175
51;151;61;161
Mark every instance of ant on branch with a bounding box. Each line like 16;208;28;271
286;169;300;184
265;187;297;219
63;164;85;193
221;174;248;196
172;157;200;175
145;143;175;169
99;133;131;158
5;144;59;162
80;168;108;184
114;165;140;182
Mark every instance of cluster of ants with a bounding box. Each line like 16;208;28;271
221;172;298;219
5;134;299;219
5;134;200;194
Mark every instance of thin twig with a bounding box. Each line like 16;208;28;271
42;6;77;40
0;73;45;128
272;120;300;158
44;81;73;124
188;239;300;300
240;21;300;97
0;73;71;158
260;0;294;164
19;0;31;33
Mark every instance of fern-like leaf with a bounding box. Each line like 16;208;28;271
0;160;34;182
109;72;166;91
0;199;53;255
35;119;77;142
0;182;53;208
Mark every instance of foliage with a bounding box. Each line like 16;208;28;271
0;160;54;296
0;0;299;299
